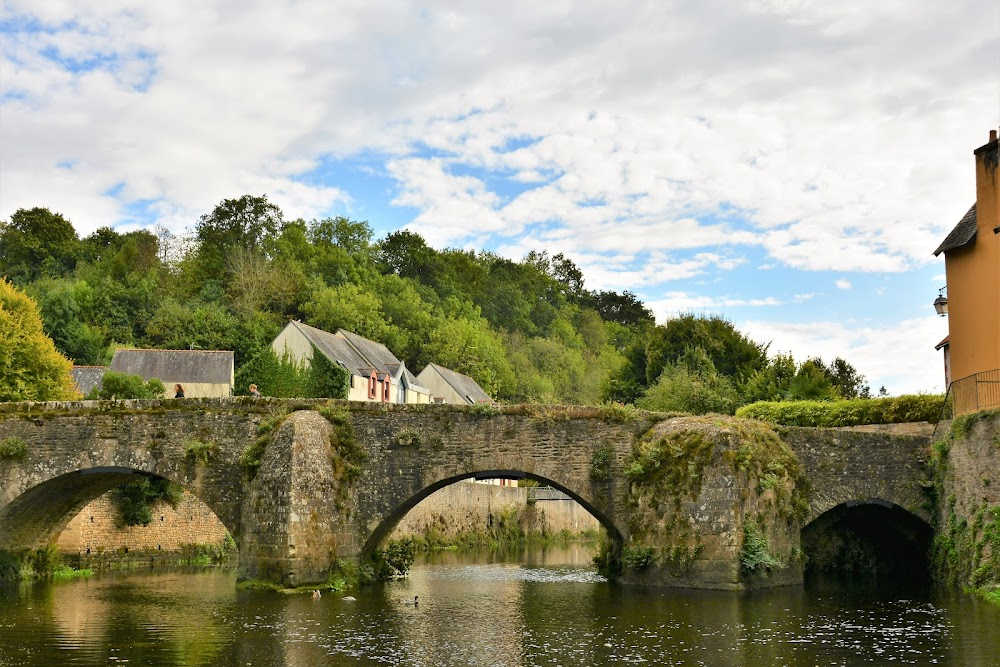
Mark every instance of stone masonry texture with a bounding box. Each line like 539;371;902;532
0;398;933;589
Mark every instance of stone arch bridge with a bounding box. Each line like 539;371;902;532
0;399;932;589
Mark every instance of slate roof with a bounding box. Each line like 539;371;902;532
935;335;950;351
290;321;375;378
288;323;427;391
934;204;977;256
424;362;492;404
109;349;234;384
71;366;107;395
337;329;402;376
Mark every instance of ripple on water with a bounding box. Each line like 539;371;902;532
419;563;607;585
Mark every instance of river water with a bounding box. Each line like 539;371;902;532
1;544;998;666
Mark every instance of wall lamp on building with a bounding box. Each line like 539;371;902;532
933;287;948;317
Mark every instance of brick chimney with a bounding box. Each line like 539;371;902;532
976;128;999;237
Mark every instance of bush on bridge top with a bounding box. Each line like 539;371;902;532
734;394;945;427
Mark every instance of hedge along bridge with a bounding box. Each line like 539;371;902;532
0;399;933;590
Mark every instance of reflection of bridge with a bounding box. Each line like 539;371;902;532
0;399;932;589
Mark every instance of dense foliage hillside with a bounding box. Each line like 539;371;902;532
0;196;872;410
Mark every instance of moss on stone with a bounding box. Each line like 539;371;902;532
622;415;808;577
928;409;1000;596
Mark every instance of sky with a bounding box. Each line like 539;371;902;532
2;1;999;396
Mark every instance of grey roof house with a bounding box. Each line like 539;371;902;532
270;320;431;404
416;362;494;405
109;349;235;398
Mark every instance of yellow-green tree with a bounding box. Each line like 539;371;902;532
0;278;78;401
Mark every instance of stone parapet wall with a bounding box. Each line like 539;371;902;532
57;491;230;560
390;482;599;540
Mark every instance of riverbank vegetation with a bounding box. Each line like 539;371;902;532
0;545;92;581
403;507;600;552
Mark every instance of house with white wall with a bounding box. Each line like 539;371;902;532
271;320;431;404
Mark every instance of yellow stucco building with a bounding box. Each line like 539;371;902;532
934;128;1000;413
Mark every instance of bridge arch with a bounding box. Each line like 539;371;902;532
800;498;932;577
0;465;241;552
360;470;622;557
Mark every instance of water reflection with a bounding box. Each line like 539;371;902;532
1;546;999;666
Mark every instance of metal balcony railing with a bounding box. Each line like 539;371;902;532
951;368;1000;415
526;486;572;502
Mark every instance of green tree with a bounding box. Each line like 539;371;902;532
637;346;740;415
193;194;283;279
591;290;654;326
785;359;839;401
0;207;80;283
234;347;307;397
0;278;78;401
645;314;768;386
310;216;373;255
305;347;350;399
742;352;798;403
233;345;348;399
828;357;871;399
27;278;107;364
302;283;395;344
421;316;513;398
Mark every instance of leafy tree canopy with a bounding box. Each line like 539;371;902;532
5;195;881;410
193;194;283;278
0;207;80;283
0;278;78;401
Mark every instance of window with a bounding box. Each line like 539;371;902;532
383;376;391;402
368;373;377;399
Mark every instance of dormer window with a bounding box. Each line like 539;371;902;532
368;372;377;399
383;376;391;402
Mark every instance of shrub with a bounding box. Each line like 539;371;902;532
741;521;782;574
113;477;183;527
735;394;945;427
0;436;27;458
589;447;614;482
87;371;165;400
365;538;416;580
622;545;654;570
395;428;421;447
184;439;218;464
234;345;348;399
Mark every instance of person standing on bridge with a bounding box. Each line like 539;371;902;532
249;383;261;397
174;384;185;398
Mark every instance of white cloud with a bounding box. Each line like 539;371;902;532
835;279;852;289
741;315;949;394
3;0;996;266
0;0;997;383
646;293;783;319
